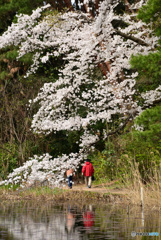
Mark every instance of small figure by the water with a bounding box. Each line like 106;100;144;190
66;168;75;189
82;159;94;188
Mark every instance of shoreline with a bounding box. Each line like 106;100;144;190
0;187;128;203
0;183;130;205
0;184;160;208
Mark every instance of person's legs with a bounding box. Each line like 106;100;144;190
67;176;73;188
85;176;92;188
67;176;70;188
88;176;92;188
85;176;88;186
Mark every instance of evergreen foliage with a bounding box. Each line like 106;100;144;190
130;51;161;91
0;0;46;33
0;0;72;34
123;105;161;181
138;0;161;37
131;0;161;92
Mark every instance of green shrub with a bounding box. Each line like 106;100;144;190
0;143;18;180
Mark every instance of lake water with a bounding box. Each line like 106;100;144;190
0;201;160;240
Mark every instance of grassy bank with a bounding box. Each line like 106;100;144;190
0;186;127;204
0;181;160;208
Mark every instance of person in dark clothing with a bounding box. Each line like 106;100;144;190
82;159;94;188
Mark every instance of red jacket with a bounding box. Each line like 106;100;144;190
82;162;94;176
83;211;94;228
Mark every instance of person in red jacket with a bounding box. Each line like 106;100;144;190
82;159;94;188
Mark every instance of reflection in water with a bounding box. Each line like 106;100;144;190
0;201;160;240
141;206;144;227
66;210;75;233
83;205;94;229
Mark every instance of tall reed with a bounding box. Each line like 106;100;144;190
122;158;161;207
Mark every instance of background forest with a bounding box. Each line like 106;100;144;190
0;0;161;187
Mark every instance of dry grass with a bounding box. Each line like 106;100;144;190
0;186;128;205
121;159;161;208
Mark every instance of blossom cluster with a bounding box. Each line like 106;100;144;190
0;152;86;188
28;1;156;135
141;85;161;107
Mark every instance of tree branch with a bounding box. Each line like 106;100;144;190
78;114;134;156
105;114;133;137
124;0;135;14
115;29;149;46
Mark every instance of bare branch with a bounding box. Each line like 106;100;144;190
115;29;149;46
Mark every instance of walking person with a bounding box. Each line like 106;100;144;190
82;159;94;188
66;167;75;189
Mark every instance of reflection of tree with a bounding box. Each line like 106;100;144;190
0;202;80;240
0;226;16;240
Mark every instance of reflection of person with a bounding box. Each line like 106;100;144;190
83;205;94;228
66;168;75;189
66;211;75;233
82;159;94;188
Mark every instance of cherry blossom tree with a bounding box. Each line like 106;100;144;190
0;0;160;187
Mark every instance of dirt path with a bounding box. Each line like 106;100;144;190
63;183;129;195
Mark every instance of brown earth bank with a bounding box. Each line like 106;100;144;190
0;186;129;204
0;180;160;208
0;180;129;204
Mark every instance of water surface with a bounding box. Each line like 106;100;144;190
0;201;160;240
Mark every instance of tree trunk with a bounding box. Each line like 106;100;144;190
95;0;100;15
3;90;14;142
64;0;74;10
